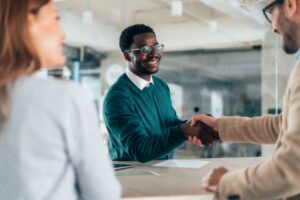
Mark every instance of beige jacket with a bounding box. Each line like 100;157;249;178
218;62;300;200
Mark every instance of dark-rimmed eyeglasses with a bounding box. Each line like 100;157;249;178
126;43;165;56
262;0;284;23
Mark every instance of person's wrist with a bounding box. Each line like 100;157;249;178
171;124;186;141
213;119;221;141
214;118;220;132
179;123;188;139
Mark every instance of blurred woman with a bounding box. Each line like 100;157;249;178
0;0;121;199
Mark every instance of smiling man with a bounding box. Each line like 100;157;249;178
103;24;201;163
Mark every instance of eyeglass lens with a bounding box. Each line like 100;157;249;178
140;44;164;55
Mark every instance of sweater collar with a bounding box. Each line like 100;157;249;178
126;68;154;91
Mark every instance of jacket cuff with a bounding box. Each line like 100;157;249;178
218;169;248;200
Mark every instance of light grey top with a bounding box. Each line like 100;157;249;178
0;74;121;200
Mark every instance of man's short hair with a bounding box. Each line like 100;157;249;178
119;24;156;53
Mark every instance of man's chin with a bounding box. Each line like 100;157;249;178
283;35;299;54
144;67;159;75
147;70;158;75
283;45;299;54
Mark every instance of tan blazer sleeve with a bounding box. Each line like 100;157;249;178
218;64;300;199
219;115;281;144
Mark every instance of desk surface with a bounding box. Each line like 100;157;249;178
115;157;265;199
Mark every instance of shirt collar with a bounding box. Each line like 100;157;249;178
126;68;154;91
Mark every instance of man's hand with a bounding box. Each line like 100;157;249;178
187;114;220;146
191;114;219;132
180;121;204;146
202;167;228;192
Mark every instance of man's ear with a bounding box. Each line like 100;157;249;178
124;52;131;62
286;0;297;18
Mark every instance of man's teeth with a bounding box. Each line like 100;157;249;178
148;60;157;64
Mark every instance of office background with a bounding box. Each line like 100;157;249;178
51;0;297;159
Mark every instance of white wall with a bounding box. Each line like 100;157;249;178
58;8;264;52
60;9;120;51
154;20;264;51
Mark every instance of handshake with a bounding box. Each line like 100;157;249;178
180;114;220;146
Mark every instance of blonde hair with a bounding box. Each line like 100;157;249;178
0;0;50;120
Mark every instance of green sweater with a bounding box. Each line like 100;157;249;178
103;74;185;163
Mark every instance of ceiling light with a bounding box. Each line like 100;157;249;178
171;0;183;17
208;21;219;33
82;10;93;24
228;0;242;7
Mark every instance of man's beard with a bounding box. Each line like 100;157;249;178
133;64;159;76
283;33;299;54
143;67;159;75
279;13;299;54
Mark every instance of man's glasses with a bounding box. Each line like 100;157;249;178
127;43;164;55
262;0;284;23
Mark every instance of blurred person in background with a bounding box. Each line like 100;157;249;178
0;0;120;199
190;0;300;199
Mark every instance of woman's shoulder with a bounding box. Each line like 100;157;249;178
14;75;92;107
22;74;83;92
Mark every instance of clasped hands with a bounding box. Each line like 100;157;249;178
180;114;220;146
180;114;228;194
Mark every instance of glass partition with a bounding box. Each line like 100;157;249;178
159;48;262;158
56;0;298;159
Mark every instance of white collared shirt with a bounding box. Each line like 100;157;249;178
126;68;154;90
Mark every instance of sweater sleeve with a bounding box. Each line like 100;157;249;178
218;115;281;144
103;92;185;163
64;87;121;200
218;114;300;199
